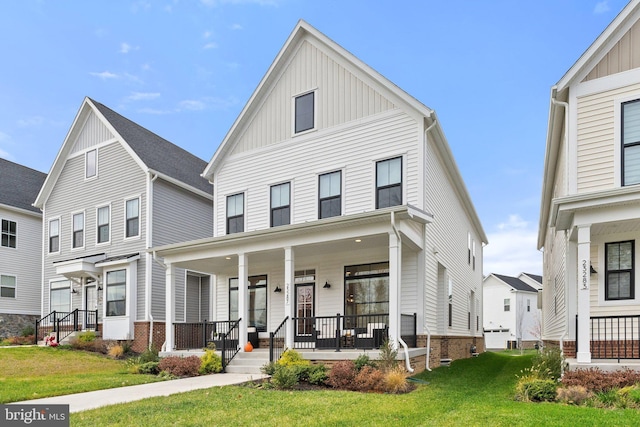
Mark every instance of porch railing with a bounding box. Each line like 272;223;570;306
293;313;393;350
35;309;98;344
174;320;238;350
220;319;241;372
590;315;640;362
270;316;288;362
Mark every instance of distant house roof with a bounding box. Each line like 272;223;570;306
521;273;542;285
90;99;211;194
492;274;539;293
0;158;46;214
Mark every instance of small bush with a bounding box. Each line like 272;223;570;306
354;354;377;372
516;378;557;402
261;361;277;376
199;350;222;374
6;335;34;345
159;356;202;377
384;366;409;394
108;344;124;359
138;361;161;375
77;331;97;342
20;325;35;337
561;368;640;393
277;349;310;367
532;347;563;380
378;340;398;372
327;360;357;390
138;348;160;363
271;365;299;389
307;364;328;385
556;385;593;405
354;365;385;392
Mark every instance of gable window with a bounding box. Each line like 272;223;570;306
270;183;290;227
86;149;97;179
1;219;16;248
605;240;635;300
49;219;59;253
226;193;244;234
125;198;140;238
106;269;126;316
50;280;70;313
622;99;640;186
472;240;476;271
376;157;402;209
72;213;84;249
527;299;531;312
344;262;389;328
319;171;341;219
97;206;110;244
0;275;16;298
467;232;471;265
504;298;511;312
229;275;267;332
294;92;314;134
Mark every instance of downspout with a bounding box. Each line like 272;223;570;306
146;173;159;350
391;211;414;373
152;250;167;351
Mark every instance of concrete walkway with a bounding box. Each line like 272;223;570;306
11;373;269;413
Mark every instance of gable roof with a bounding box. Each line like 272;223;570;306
521;273;542;285
490;274;539;293
0;158;46;214
202;19;434;180
34;98;211;208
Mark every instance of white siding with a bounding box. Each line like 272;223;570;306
542;229;567;340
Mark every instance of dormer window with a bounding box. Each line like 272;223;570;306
622;99;640;186
86;149;97;179
294;92;314;134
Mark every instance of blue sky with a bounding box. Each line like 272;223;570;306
0;0;631;276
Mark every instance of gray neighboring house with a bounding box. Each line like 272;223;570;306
0;158;46;338
33;97;213;351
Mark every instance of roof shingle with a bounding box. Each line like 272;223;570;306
494;274;539;293
0;158;46;213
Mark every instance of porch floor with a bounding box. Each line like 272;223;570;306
566;358;640;372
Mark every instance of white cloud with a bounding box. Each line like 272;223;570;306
594;1;610;14
483;214;542;277
126;92;161;101
120;42;139;54
17;116;45;127
203;42;218;50
178;100;207;111
230;23;243;30
203;30;212;39
90;71;119;79
137;107;173;115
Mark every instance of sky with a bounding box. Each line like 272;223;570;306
0;0;632;277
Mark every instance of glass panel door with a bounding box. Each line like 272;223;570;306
296;284;314;335
85;285;97;329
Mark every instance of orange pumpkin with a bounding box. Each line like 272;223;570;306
244;341;253;352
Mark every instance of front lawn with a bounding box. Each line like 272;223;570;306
0;346;162;403
71;351;640;426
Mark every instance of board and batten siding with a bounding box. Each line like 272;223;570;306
215;110;419;235
0;208;41;315
231;39;396;156
576;82;640;193
423;131;484;336
70;111;115;155
583;19;640;82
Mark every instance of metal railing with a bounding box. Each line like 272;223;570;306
220;319;241;372
35;310;98;344
174;320;237;350
590;315;640;362
269;317;288;362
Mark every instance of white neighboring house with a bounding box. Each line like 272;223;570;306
483;273;542;350
152;20;487;371
0;159;46;338
538;0;640;366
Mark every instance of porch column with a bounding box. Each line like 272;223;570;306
389;231;400;350
284;247;295;349
165;263;176;351
238;253;248;351
576;225;591;364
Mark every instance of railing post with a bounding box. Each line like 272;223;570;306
269;332;274;362
74;309;79;331
413;313;417;347
575;315;578;358
335;313;341;352
34;319;39;344
94;310;98;331
203;319;207;349
56;317;60;344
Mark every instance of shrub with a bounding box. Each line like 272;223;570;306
532;347;563;380
354;354;377;372
21;325;35;337
561;368;640;393
556;385;593;405
6;335;34;345
199;350;222;374
516;378;557;402
77;331;97;342
354;365;385;392
138;348;160;363
138;361;160;375
384;366;410;394
327;360;357;390
108;344;124;359
378;339;398;372
261;361;277;376
277;349;310;367
307;364;328;385
271;365;299;389
158;356;202;377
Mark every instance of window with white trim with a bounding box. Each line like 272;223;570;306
622;99;640;186
605;240;635;300
0;274;16;298
294;92;314;134
49;219;59;253
72;213;84;249
86;149;97;179
229;275;268;332
1;219;16;248
106;269;126;316
226;193;244;234
376;157;402;209
125;198;140;238
319;171;341;219
50;280;70;312
504;298;511;312
97;206;110;244
270;182;290;227
527;299;531;312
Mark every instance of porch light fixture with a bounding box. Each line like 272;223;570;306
97;285;103;291
323;281;331;289
71;288;78;294
355;239;362;243
274;286;282;293
590;264;597;275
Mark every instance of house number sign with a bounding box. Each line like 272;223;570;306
581;259;588;290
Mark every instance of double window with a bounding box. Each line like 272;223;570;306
605;240;635;300
622;99;640;186
229;275;267;332
1;274;16;298
72;213;84;249
97;206;110;244
319;171;341;219
125;198;140;238
106;270;126;316
226;193;244;234
270;183;290;227
294;92;314;134
49;219;60;253
1;219;16;248
376;157;402;209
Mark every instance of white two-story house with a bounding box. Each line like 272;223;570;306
539;0;640;366
33;98;212;352
0;159;46;338
152;20;487;370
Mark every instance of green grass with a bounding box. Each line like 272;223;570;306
71;351;640;426
0;347;162;403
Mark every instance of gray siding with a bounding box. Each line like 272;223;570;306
185;274;200;322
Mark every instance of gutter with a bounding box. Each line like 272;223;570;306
391;211;414;373
550;90;570;198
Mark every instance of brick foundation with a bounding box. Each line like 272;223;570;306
133;321;166;353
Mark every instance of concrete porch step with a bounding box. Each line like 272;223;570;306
226;350;270;375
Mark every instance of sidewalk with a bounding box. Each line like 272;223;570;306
10;373;269;413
